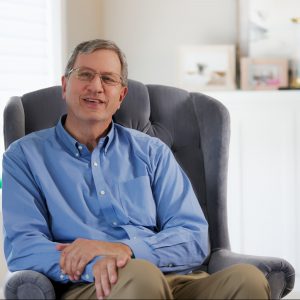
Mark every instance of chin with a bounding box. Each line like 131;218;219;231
86;115;110;124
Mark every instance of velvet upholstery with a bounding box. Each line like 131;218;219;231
3;80;295;299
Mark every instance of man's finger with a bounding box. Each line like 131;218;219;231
60;250;66;272
94;270;104;300
58;244;72;270
76;255;89;277
116;254;130;268
107;258;118;284
70;253;81;279
56;243;70;251
64;252;75;278
100;264;111;298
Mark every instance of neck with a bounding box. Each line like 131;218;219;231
64;116;111;151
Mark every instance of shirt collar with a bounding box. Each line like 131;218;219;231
55;115;115;156
102;122;115;154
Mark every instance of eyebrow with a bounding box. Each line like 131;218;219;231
76;66;120;75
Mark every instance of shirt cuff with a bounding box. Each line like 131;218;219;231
121;238;159;266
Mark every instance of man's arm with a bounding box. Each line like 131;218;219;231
122;141;209;273
2;144;96;283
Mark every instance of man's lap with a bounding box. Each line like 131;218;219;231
60;259;270;299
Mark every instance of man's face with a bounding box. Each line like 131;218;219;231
61;49;128;126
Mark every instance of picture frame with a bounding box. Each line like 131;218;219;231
240;58;288;90
177;45;236;91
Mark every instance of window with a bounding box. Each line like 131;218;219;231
0;0;62;200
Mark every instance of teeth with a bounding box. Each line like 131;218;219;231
85;98;98;103
83;97;105;104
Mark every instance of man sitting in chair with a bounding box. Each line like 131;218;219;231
2;39;270;299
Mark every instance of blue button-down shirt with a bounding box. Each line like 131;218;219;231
2;116;209;283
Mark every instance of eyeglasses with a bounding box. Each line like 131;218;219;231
68;67;123;86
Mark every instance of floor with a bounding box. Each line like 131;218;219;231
284;291;300;299
284;276;299;299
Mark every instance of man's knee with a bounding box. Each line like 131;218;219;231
109;259;172;299
119;259;163;282
228;264;270;299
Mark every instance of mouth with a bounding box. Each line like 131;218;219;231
82;97;106;105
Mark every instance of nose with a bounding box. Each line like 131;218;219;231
87;74;104;93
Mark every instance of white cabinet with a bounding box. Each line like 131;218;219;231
206;90;300;291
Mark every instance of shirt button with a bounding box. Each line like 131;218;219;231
112;222;117;226
75;152;79;157
78;145;83;150
85;274;90;280
100;190;105;196
60;274;65;280
93;162;98;167
168;264;173;267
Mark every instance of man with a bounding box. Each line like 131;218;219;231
2;39;270;299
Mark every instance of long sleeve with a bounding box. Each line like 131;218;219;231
2;143;97;283
2;121;209;280
123;142;209;273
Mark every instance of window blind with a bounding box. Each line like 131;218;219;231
0;0;61;192
0;0;59;98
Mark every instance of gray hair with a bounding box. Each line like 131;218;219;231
64;39;128;86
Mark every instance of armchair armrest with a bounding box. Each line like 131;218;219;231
208;249;295;299
4;270;55;299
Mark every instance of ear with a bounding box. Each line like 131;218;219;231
118;86;128;106
61;75;67;100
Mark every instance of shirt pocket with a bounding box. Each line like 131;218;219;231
117;176;157;226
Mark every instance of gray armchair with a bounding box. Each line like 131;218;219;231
3;80;295;299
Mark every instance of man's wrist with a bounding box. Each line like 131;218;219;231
120;243;133;257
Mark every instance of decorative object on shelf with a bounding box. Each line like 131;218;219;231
240;57;288;90
238;0;299;59
177;45;236;91
290;17;300;88
238;0;300;89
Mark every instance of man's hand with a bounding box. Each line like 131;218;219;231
93;254;130;300
56;239;132;280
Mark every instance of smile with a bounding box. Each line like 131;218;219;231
82;97;106;104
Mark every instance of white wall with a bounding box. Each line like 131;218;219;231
61;0;104;68
61;0;238;85
99;0;237;85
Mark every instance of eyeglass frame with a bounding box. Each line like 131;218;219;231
67;67;125;87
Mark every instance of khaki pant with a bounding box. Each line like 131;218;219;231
61;259;271;299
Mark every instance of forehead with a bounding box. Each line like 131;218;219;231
74;49;121;73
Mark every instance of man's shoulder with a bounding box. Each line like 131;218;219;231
5;127;55;155
114;123;164;148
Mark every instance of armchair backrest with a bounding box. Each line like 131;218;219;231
3;79;231;253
